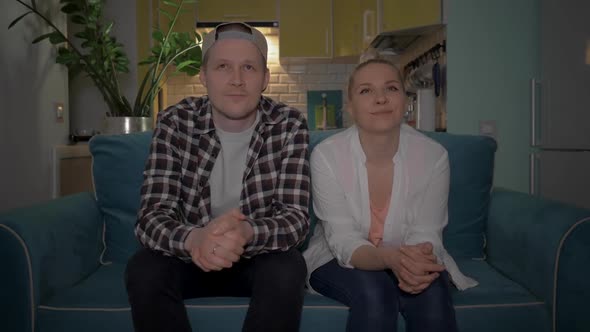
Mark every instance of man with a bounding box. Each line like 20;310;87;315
125;22;310;332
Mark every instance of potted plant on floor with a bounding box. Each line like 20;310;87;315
9;0;202;135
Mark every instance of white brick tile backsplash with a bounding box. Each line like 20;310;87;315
193;85;207;95
263;93;279;101
185;75;200;84
335;74;348;83
327;64;344;73
168;95;185;104
269;84;289;93
307;64;328;73
279;94;299;103
288;84;306;93
287;64;306;74
279;74;299;83
168;75;183;85
268;64;287;74
305;74;333;84
175;85;194;96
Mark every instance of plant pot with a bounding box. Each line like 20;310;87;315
102;116;153;135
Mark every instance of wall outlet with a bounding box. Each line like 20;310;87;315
479;120;497;140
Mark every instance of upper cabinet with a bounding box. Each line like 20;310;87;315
279;0;332;58
192;0;443;60
333;0;362;57
155;1;196;33
333;0;379;57
382;0;442;32
360;0;379;49
196;0;278;23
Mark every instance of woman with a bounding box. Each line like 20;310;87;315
303;58;477;332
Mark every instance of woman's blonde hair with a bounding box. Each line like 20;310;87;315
346;56;406;99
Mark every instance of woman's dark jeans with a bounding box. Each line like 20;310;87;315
310;259;457;332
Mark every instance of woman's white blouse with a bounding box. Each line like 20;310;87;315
303;124;478;291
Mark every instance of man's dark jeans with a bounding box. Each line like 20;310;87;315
310;259;457;332
125;247;307;332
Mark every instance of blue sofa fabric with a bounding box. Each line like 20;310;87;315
89;131;152;263
35;258;549;332
0;193;103;332
421;131;496;259
487;189;590;332
2;128;589;332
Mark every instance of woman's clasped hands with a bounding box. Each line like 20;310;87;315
383;242;446;294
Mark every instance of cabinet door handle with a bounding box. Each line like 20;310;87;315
363;10;375;43
325;28;329;56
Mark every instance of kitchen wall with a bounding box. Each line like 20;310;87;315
0;1;69;212
446;0;539;193
166;34;356;117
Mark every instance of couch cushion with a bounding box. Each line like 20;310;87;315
38;263;348;332
89;131;153;262
421;131;497;259
452;259;550;332
38;260;549;332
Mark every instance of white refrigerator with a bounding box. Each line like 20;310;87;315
530;0;590;210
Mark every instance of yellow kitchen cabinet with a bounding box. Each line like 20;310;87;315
381;0;441;32
359;0;379;49
333;0;361;57
196;0;278;23
333;0;378;57
279;0;332;58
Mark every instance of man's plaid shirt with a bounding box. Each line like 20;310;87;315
135;96;310;260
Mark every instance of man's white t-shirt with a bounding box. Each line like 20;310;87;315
209;116;258;218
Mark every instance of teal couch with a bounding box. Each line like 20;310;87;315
2;129;589;332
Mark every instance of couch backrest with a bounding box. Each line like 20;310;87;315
90;129;496;262
89;131;152;262
420;131;496;258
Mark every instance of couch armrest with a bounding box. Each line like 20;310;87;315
487;188;590;332
0;192;104;332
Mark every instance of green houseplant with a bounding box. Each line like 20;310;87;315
9;0;202;123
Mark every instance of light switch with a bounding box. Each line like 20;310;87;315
479;120;497;140
55;102;64;123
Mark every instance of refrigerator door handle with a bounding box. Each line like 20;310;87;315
531;78;542;147
529;152;540;195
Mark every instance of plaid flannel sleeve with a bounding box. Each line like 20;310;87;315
243;113;311;257
135;110;195;259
